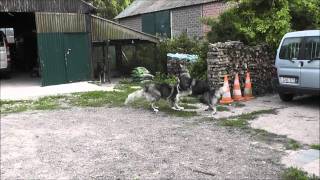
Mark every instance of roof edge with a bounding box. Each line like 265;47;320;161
91;15;159;43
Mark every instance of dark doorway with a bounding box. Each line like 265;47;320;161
0;12;39;77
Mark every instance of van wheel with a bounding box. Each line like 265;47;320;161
279;93;294;102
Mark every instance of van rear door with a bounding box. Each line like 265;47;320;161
276;37;303;87
300;36;320;89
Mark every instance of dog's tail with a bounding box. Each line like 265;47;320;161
124;89;145;105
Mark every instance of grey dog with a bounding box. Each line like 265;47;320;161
125;66;224;115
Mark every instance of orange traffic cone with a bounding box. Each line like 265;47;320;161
244;72;254;100
220;75;234;104
233;73;244;101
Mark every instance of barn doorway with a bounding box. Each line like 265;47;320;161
0;12;40;83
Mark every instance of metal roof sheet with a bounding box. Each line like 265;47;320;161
91;15;159;43
115;0;218;19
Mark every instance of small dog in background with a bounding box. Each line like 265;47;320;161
125;65;224;115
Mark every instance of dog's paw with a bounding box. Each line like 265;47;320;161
171;107;181;111
178;106;184;110
153;109;159;113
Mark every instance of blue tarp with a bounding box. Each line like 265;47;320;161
167;53;199;62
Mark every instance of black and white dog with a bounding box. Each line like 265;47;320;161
125;66;224;114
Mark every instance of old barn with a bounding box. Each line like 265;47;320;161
0;0;158;86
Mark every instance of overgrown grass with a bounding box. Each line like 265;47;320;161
218;109;276;128
216;105;230;112
181;104;198;110
286;139;301;150
130;99;197;118
310;144;320;150
282;167;318;180
0;100;30;114
0;82;198;118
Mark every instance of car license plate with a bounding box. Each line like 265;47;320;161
279;76;298;84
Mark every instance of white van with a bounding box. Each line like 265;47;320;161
0;31;11;77
275;30;320;101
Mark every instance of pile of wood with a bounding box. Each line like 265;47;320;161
167;59;193;76
207;41;276;95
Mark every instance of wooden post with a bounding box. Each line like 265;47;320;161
102;42;106;83
115;44;123;73
106;40;111;83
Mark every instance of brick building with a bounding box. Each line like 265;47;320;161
115;0;228;39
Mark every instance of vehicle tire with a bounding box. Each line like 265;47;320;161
279;93;294;102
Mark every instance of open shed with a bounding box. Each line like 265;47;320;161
0;0;158;86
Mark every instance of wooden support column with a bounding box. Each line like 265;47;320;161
115;44;123;71
106;40;111;83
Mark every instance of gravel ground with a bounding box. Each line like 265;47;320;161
1;107;284;179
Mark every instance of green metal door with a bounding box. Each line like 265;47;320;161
38;33;67;86
64;33;91;83
38;33;91;86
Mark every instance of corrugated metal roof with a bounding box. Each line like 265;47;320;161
91;15;159;43
35;13;87;33
0;0;96;13
115;0;218;19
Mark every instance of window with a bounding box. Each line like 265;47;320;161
279;37;303;60
304;36;320;60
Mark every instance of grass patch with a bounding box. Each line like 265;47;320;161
310;144;320;150
282;167;318;180
1;100;31;114
32;96;64;110
180;97;200;104
220;118;248;127
217;105;230;112
286;139;301;150
219;109;276;128
181;104;198;110
130;99;197;118
232;102;246;107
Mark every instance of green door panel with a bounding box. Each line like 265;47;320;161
142;13;156;35
38;33;67;86
64;33;91;82
141;11;171;38
38;32;91;86
155;10;171;38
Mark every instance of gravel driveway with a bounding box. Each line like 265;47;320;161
1;107;284;179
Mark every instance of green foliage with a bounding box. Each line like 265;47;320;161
289;0;320;30
158;33;209;79
207;0;291;48
153;72;177;85
84;0;134;19
207;0;319;49
310;144;320;150
282;167;318;180
286;139;301;150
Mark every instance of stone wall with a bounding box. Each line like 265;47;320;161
207;41;276;95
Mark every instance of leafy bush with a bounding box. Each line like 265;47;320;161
153;72;177;85
158;33;209;79
206;0;319;49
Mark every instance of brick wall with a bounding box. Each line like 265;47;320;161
171;5;203;38
202;2;228;34
118;15;142;31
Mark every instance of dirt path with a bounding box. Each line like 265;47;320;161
1;107;284;179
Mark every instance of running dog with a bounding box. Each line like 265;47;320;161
125;66;224;114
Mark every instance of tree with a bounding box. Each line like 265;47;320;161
206;0;319;49
84;0;134;20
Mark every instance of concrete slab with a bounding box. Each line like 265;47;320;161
282;149;320;177
250;96;320;145
0;74;120;100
